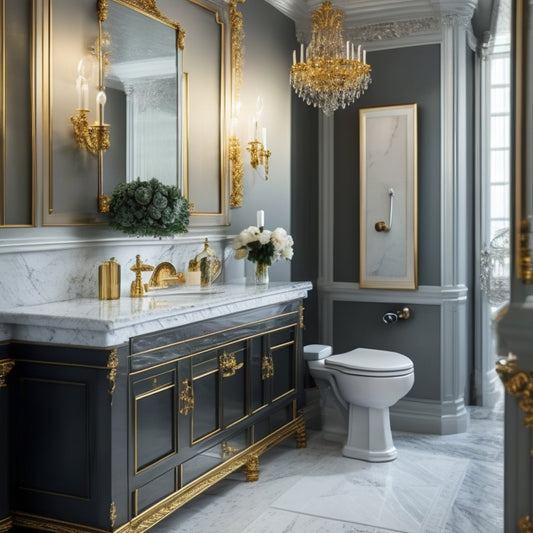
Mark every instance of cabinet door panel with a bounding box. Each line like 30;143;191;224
134;468;176;516
220;343;246;427
192;354;220;443
270;328;296;402
133;369;177;473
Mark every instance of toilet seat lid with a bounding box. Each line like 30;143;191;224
325;348;413;376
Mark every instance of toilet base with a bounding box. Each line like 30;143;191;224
343;404;398;462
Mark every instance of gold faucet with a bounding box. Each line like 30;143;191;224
130;255;154;298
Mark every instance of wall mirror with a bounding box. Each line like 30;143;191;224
102;0;185;206
1;0;34;227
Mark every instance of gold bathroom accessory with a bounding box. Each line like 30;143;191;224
98;257;121;300
144;262;185;293
375;188;394;233
397;307;410;320
130;255;154;298
193;238;222;286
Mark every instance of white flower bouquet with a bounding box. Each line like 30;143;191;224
232;226;294;266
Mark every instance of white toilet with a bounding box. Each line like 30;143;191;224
304;344;414;462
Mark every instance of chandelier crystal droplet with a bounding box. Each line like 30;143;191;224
290;1;372;115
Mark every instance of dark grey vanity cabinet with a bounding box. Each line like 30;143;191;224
7;299;306;532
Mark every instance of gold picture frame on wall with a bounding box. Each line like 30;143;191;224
359;103;418;290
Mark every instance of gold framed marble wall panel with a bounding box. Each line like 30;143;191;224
0;0;34;227
359;103;418;290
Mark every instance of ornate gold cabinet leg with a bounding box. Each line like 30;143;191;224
244;454;259;482
295;417;307;448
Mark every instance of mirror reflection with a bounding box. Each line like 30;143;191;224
102;0;183;194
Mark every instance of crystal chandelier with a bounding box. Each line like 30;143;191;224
290;1;372;115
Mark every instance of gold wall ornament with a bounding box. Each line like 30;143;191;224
219;351;244;378
179;379;194;415
229;135;244;207
229;0;245;207
70;110;110;155
0;359;15;387
496;354;533;427
290;1;372;115
107;349;119;403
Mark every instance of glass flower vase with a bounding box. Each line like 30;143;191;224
255;262;269;286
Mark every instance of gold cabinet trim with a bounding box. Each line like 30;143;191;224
130;322;299;376
0;516;12;533
219;351;244;378
130;310;300;358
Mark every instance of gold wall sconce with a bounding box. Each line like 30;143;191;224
70;88;110;155
70;1;111;213
246;96;271;180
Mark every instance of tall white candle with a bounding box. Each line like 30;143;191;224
300;43;304;63
76;76;83;109
81;80;89;110
346;40;349;59
96;90;107;124
357;44;361;62
262;127;267;150
257;210;264;228
363;49;367;64
293;50;296;65
351;43;355;60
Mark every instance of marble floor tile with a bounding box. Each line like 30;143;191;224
149;406;503;533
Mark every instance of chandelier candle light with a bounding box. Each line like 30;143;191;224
290;1;372;115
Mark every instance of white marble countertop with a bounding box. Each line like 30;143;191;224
0;281;312;347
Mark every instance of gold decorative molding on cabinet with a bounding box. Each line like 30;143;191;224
219;351;243;377
229;0;245;208
106;349;119;403
496;354;533;427
518;219;533;283
519;515;533;533
261;354;274;380
109;501;117;529
179;379;194;415
0;516;13;533
0;359;14;387
299;303;305;329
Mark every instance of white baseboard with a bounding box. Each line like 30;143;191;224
390;397;469;435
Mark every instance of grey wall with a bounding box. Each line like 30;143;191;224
333;44;442;286
290;92;319;346
228;1;295;283
333;301;441;399
328;44;445;402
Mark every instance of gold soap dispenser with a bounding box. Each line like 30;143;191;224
98;257;121;300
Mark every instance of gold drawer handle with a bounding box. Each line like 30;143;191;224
219;351;243;378
262;353;274;380
179;379;194;415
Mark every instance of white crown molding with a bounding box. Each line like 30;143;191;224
264;0;479;41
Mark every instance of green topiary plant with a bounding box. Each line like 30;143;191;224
108;178;190;238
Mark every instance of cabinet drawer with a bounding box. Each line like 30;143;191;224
134;468;177;516
181;430;248;487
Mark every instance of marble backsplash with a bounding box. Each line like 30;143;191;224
0;234;243;309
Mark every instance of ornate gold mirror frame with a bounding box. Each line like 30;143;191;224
514;0;533;283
